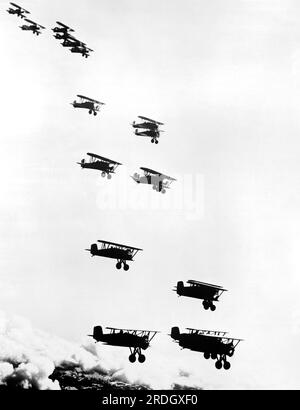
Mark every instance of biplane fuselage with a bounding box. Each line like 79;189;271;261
171;328;234;356
135;129;160;138
20;25;41;34
132;121;158;131
72;101;95;110
8;9;24;17
132;173;167;192
70;46;90;57
79;160;113;173
90;244;133;261
92;328;149;350
176;282;219;301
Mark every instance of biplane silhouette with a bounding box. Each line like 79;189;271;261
71;95;104;115
20;18;45;35
132;116;164;144
132;167;176;193
7;2;29;18
171;327;242;370
86;240;142;270
89;326;158;363
77;153;121;179
175;280;227;311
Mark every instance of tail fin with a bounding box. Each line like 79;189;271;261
90;243;98;255
171;326;180;340
90;326;103;341
176;281;184;295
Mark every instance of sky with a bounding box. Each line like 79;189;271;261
1;0;300;389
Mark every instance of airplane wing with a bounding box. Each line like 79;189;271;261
97;240;142;251
24;18;36;25
87;153;121;165
106;327;158;333
77;95;103;104
161;174;177;181
11;2;29;12
187;280;227;291
186;328;228;337
140;167;161;176
138;116;164;126
38;24;46;29
56;21;74;31
68;35;86;46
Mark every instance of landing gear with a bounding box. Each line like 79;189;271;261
161;188;166;194
123;263;129;271
204;352;210;359
210;304;216;311
116;261;122;270
93;111;97;116
138;354;146;363
128;348;146;364
151;139;154;143
215;360;222;369
89;109;92;114
155;139;159;144
107;174;112;179
129;354;136;363
215;354;231;370
203;300;209;310
211;353;217;360
223;361;231;370
101;171;106;177
116;260;129;271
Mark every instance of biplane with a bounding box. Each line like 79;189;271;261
20;18;45;35
132;116;164;144
171;327;243;370
52;21;74;39
70;45;93;58
60;34;82;47
174;280;227;311
86;240;142;270
131;167;176;193
7;3;30;18
77;153;121;179
71;95;104;115
89;326;158;363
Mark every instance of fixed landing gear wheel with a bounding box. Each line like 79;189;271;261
89;109;92;114
123;263;129;271
138;354;146;363
215;360;222;370
210;304;216;311
101;172;106;177
155;140;158;144
223;361;231;370
94;111;97;116
203;300;209;310
204;352;210;359
152;185;157;190
161;189;166;194
129;354;136;363
211;353;217;360
151;139;154;143
107;174;112;179
116;262;122;270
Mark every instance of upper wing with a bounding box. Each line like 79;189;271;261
187;279;227;291
87;153;121;165
97;240;142;251
138;116;164;126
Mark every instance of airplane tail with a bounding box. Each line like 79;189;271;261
90;243;98;255
176;281;184;295
171;326;180;340
94;326;103;340
88;326;103;341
